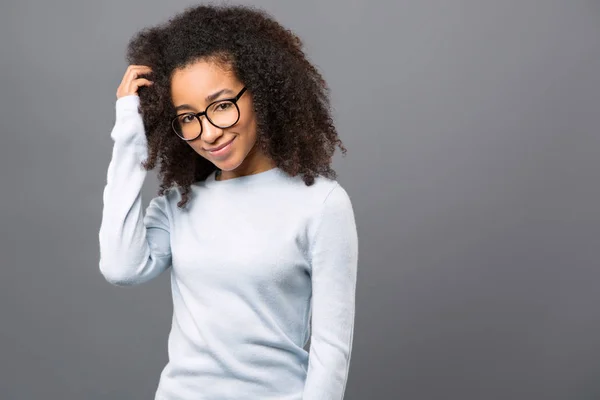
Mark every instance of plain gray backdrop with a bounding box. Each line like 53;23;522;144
2;0;599;399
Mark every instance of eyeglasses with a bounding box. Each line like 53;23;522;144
171;87;247;141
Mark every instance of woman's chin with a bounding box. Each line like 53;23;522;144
213;156;245;173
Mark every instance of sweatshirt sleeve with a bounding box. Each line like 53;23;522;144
98;95;172;286
303;183;359;400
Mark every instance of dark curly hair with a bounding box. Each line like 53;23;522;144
126;4;347;208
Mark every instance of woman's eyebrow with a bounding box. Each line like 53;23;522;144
174;88;236;112
205;88;235;103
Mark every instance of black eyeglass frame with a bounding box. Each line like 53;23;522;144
171;86;248;141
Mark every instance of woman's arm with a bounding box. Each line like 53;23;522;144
98;95;172;286
303;183;359;400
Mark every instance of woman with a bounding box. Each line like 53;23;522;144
98;4;358;400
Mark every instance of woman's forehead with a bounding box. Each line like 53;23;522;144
171;60;239;103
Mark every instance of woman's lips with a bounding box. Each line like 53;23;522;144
207;137;235;157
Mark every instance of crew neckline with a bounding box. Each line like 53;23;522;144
204;166;286;187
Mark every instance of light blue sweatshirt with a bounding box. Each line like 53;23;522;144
98;95;358;400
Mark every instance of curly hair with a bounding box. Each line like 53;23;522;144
126;4;347;208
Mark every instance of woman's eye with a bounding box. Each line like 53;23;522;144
181;115;194;123
215;102;232;111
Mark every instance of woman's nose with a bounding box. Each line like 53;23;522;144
200;116;224;141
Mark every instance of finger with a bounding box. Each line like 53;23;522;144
134;78;153;87
126;67;152;82
127;65;153;76
126;78;153;94
123;65;152;83
117;78;153;98
117;66;153;98
127;64;153;71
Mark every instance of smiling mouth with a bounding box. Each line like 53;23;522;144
206;137;235;152
206;137;236;157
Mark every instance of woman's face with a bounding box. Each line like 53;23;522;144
170;59;273;179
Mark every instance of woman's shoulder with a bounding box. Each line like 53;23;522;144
289;173;352;211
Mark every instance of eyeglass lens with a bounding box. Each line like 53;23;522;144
173;100;239;140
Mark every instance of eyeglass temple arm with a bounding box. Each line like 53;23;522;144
234;87;247;102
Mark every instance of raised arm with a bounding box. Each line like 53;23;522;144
303;183;359;400
98;90;172;286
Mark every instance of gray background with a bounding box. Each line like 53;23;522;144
1;0;599;399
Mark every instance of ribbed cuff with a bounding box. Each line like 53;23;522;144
115;95;140;119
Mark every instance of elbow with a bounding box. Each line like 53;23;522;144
99;259;140;287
